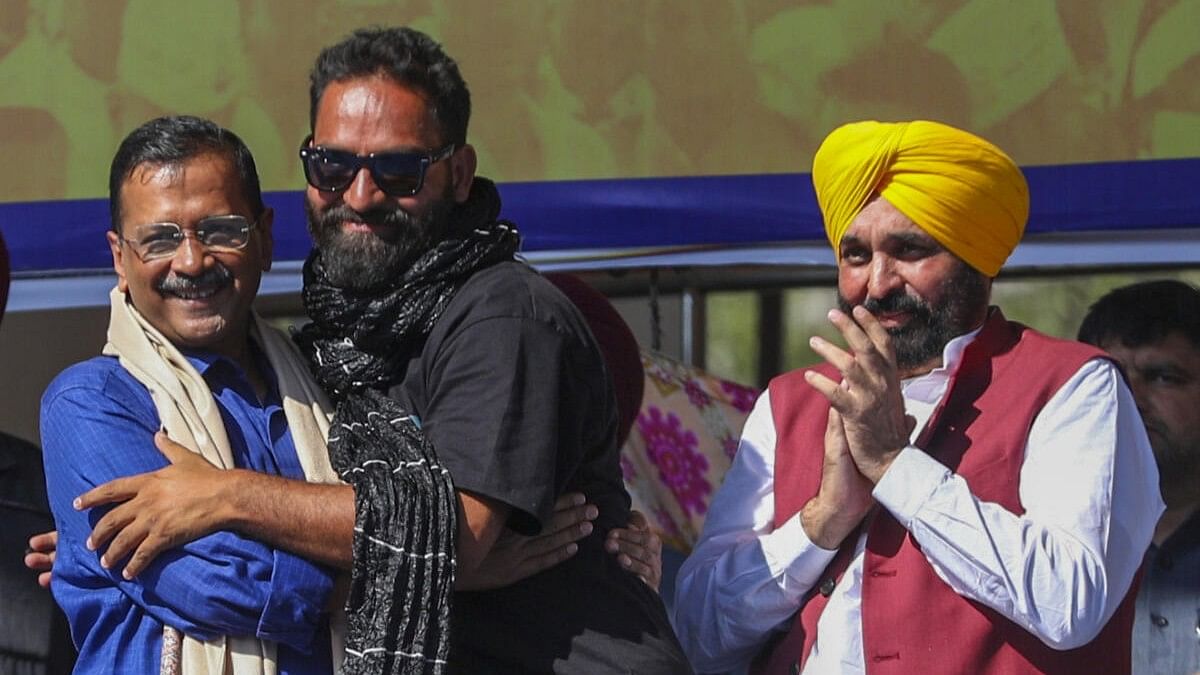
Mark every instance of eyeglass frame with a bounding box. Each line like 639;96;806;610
117;214;259;262
298;135;457;198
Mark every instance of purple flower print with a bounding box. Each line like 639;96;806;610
721;381;760;413
636;406;711;517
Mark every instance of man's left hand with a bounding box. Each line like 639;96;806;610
805;306;914;483
75;431;230;579
606;510;663;591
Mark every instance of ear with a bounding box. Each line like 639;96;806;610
450;144;477;203
107;230;129;293
255;207;274;273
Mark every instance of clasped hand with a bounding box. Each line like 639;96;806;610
804;306;914;484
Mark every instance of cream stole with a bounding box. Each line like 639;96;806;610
103;288;346;674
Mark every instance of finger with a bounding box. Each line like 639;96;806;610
526;519;593;558
37;571;53;589
24;551;54;573
122;534;173;580
826;308;876;356
154;430;194;464
606;546;657;589
88;502;139;552
518;540;580;577
28;530;58;553
99;517;151;575
607;527;645;548
75;477;141;510
850;305;897;365
808;334;856;374
823;407;845;451
627;509;651;531
552;492;587;513
804;370;851;410
545;503;598;536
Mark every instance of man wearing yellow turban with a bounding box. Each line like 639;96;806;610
675;120;1162;675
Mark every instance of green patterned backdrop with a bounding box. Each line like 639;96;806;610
3;0;1199;204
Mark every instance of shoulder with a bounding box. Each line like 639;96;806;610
41;356;149;415
440;262;591;339
1008;322;1111;378
1012;322;1105;358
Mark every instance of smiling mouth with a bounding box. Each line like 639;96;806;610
162;284;227;301
876;311;910;327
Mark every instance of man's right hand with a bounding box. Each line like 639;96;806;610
799;408;876;549
25;530;57;588
456;492;598;591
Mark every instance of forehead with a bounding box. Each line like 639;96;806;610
119;153;251;226
1103;333;1200;371
312;76;441;153
841;197;940;248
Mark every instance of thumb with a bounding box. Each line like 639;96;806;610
154;430;193;464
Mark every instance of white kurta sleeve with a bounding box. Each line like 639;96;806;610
872;357;1165;649
672;391;838;673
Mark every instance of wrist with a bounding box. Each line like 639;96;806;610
800;496;858;550
215;469;252;531
858;447;903;484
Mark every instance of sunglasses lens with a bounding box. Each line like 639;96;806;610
371;153;424;196
302;148;357;191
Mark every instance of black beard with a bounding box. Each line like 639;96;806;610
838;262;989;370
304;188;456;292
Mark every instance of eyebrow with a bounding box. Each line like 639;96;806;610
840;231;941;250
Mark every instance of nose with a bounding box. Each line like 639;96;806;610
170;232;211;276
867;254;903;301
342;165;391;213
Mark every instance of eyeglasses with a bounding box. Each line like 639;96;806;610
299;136;456;197
119;215;256;262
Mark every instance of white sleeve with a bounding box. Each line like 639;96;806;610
872;358;1164;649
672;391;838;673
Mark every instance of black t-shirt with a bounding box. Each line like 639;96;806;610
388;262;690;674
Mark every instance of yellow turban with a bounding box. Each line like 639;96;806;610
812;120;1029;277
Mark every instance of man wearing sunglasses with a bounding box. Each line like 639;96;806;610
286;26;686;673
42;27;685;675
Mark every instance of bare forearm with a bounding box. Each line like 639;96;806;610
223;470;356;569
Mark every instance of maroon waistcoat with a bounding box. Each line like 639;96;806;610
753;309;1138;675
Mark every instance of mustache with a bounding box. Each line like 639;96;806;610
315;204;413;230
156;265;233;295
861;291;930;316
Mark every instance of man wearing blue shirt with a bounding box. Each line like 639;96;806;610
1078;280;1200;675
40;116;341;673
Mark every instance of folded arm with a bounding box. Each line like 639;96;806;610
41;382;332;647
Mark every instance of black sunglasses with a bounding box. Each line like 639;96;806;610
298;136;456;197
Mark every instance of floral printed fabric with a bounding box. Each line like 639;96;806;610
621;351;760;553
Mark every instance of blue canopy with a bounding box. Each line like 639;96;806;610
3;158;1199;309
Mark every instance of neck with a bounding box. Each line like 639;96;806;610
211;330;269;401
1154;500;1198;547
899;356;942;380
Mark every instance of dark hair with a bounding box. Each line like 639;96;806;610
108;115;264;232
309;27;471;147
1078;279;1200;350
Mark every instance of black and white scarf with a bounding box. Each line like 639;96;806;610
296;178;520;674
